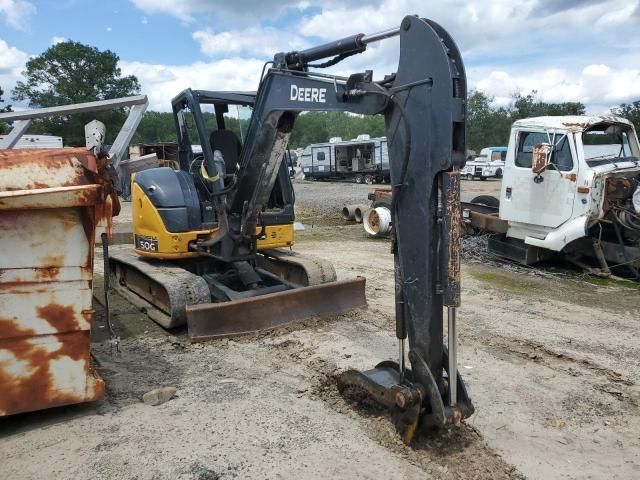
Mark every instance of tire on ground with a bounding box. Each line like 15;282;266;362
470;195;500;208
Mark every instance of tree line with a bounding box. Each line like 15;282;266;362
1;41;639;154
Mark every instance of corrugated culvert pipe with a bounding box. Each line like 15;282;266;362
341;205;357;221
353;205;370;223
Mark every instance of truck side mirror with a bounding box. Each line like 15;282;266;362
532;143;553;174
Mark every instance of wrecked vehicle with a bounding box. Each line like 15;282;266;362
475;115;640;278
355;116;640;278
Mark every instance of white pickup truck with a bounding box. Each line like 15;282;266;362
468;115;640;277
461;146;507;180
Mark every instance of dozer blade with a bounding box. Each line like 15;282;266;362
186;277;366;341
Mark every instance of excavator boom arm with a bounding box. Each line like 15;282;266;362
201;15;473;435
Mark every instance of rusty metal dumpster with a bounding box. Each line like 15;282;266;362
0;148;114;416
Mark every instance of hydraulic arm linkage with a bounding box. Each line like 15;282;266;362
195;15;474;440
329;17;473;443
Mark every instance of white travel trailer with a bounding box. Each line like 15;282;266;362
301;135;389;183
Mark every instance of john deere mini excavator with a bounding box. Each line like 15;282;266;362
108;88;363;339
110;15;473;441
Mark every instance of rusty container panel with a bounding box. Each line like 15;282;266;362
0;148;109;416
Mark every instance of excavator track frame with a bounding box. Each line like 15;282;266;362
108;245;210;328
108;245;367;338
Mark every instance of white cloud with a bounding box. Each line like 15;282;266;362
51;36;67;45
471;65;640;113
134;0;639;114
293;0;640;112
106;26;112;32
0;0;36;30
0;39;29;101
129;0;293;22
193;27;308;58
2;0;638;117
120;58;265;111
595;2;639;27
141;16;148;24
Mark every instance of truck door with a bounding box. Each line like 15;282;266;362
500;130;578;229
311;146;331;175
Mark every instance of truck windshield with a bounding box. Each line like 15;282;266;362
516;131;573;171
582;126;638;166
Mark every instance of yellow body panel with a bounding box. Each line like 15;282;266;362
131;181;294;258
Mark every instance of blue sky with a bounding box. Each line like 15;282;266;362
1;0;639;112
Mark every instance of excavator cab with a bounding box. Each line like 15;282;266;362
129;90;296;259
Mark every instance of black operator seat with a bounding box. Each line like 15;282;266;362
209;129;242;174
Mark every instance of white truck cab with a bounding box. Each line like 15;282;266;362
493;115;640;272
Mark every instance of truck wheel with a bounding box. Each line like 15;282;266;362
495;168;503;178
375;176;383;184
384;176;391;184
480;177;487;181
364;174;374;185
355;174;363;184
465;174;473;181
471;195;500;208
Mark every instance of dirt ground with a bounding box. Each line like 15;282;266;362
2;178;639;479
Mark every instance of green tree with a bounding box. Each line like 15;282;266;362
511;90;585;120
612;100;640;133
12;41;140;146
0;85;12;134
131;111;176;144
465;90;587;153
288;111;384;148
466;90;512;153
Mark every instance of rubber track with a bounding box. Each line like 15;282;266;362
108;247;338;329
258;249;337;285
108;245;211;328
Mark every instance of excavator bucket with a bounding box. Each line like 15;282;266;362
186;277;366;341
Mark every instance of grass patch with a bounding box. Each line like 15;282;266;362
469;270;535;295
581;275;640;290
468;263;639;313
